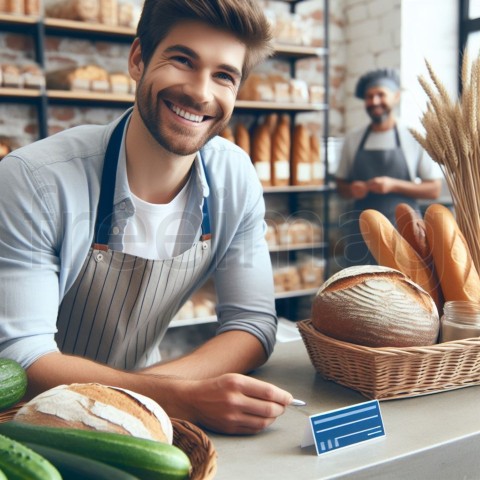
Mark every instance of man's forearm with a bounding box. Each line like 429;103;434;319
26;352;191;419
389;178;442;199
143;330;268;379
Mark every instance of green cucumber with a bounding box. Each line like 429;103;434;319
0;433;62;480
0;359;27;410
0;421;191;480
25;442;140;480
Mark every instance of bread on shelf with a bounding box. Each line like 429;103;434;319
271;115;290;186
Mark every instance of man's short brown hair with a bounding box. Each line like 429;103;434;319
136;0;273;82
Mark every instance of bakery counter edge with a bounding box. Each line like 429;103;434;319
208;339;480;480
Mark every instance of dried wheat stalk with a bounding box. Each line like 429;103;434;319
411;53;480;272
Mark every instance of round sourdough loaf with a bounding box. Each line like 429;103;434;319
14;383;173;444
311;265;440;347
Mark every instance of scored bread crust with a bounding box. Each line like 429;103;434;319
14;383;173;444
311;265;439;347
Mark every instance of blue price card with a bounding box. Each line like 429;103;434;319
302;400;386;456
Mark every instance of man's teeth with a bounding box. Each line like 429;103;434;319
170;104;204;123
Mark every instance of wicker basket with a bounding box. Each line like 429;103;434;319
0;405;217;480
298;319;480;400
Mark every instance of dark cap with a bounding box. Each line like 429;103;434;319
355;68;400;99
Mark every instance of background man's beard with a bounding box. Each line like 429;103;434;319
367;107;391;124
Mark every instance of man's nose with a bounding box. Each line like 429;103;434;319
183;71;214;103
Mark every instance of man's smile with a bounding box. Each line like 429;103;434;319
165;100;212;124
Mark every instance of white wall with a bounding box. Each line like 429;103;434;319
400;0;458;130
343;0;401;132
340;0;458;134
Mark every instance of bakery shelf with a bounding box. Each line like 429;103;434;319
273;44;328;59
169;315;217;329
0;87;42;98
275;287;319;299
0;13;40;26
47;89;135;105
42;92;327;111
44;18;135;41
235;100;327;112
269;242;326;253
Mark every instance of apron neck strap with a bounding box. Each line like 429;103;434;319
94;114;130;246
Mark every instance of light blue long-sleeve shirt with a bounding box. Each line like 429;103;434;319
0;109;277;368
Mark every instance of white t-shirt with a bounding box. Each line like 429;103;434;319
123;177;191;260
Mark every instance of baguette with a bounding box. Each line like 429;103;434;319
359;209;441;308
234;123;250;156
251;123;271;186
395;203;432;265
271;116;290;186
424;203;480;302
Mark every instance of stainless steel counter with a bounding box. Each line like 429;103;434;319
209;339;480;479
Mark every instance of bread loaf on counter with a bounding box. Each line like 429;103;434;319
311;265;440;347
14;383;173;444
424;203;480;303
359;208;441;309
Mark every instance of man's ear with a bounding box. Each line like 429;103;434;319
128;38;144;82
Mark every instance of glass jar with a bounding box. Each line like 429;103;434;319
440;301;480;342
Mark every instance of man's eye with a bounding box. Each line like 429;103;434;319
172;56;191;66
216;72;235;84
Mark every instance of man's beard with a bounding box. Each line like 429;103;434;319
136;81;231;156
367;106;391;124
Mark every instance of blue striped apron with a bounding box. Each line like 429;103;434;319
56;115;213;370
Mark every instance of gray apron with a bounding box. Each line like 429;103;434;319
56;115;213;370
344;124;418;266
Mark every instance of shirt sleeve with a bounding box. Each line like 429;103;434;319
212;166;277;358
0;155;60;368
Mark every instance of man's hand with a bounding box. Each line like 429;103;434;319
350;181;369;199
167;373;293;435
367;176;396;194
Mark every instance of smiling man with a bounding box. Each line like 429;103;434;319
335;68;443;267
0;0;294;435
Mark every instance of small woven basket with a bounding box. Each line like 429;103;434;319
0;406;217;480
298;319;480;400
